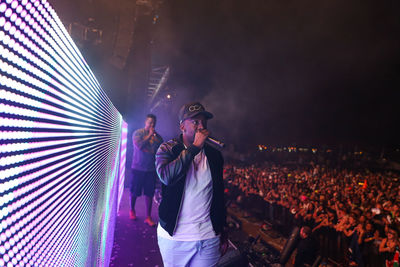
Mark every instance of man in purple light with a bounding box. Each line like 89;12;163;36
155;102;228;267
130;114;163;227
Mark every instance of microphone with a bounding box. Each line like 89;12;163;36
206;136;225;149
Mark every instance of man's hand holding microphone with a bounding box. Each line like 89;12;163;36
193;129;210;149
144;127;156;142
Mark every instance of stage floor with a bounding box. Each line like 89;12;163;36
110;188;163;267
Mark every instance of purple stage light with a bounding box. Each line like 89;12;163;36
0;4;7;13
1;0;127;266
16;6;22;14
5;8;12;18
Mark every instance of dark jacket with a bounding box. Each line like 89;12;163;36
294;236;318;267
155;136;226;237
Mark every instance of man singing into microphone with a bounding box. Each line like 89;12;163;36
155;102;228;267
130;114;163;227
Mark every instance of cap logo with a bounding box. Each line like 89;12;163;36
188;104;202;112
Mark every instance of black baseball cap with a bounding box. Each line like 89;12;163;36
178;102;213;123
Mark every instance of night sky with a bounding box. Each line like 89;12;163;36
52;0;400;149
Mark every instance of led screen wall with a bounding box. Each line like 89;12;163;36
0;0;127;266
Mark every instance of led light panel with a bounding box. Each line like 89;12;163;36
0;0;127;266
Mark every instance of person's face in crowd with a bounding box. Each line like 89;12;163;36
307;203;314;211
387;230;396;240
367;192;374;199
180;114;207;144
359;215;366;224
348;216;356;226
300;227;308;239
144;117;155;130
338;209;346;219
365;223;373;232
382;199;391;208
365;211;373;219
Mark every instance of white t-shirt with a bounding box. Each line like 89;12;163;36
157;149;216;241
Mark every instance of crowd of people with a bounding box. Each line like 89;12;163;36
223;162;400;266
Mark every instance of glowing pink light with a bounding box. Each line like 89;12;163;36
8;38;15;48
40;9;46;19
12;203;18;212
11;1;18;9
4;21;11;31
20;34;26;43
3;255;10;263
7;249;14;257
0;3;7;13
5;8;12;17
2;35;10;45
9;26;16;35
